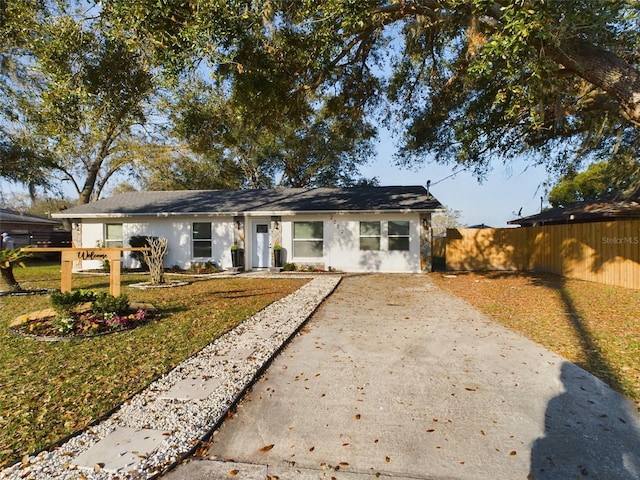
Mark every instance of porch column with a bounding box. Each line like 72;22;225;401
420;215;433;272
271;216;282;267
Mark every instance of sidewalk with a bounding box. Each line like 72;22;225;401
163;274;640;480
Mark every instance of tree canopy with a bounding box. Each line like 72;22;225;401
1;2;163;205
548;159;640;208
1;1;380;201
100;0;640;180
162;77;376;189
3;1;640;203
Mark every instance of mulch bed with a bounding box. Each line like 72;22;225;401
8;305;159;341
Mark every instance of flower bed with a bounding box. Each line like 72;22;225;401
9;303;158;340
8;289;159;340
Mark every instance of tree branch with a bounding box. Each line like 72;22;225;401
545;39;640;127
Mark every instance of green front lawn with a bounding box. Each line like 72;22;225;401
0;261;307;467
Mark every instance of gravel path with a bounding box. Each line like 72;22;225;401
0;275;341;480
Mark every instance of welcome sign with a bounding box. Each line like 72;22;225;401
23;247;149;296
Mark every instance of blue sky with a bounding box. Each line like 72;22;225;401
1;128;553;227
363;129;552;228
2;154;551;228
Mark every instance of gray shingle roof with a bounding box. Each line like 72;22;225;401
53;187;442;218
0;208;63;226
508;193;640;226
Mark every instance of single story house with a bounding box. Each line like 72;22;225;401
508;192;640;227
52;186;444;273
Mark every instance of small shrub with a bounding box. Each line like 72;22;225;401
204;260;218;271
50;290;98;316
92;292;130;316
188;261;219;274
282;262;297;271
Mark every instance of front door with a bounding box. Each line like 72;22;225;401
252;223;270;268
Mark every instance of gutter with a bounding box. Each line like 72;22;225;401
51;208;443;220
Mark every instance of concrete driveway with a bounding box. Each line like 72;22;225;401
163;274;640;480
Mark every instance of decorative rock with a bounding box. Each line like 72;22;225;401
0;275;340;480
9;309;56;327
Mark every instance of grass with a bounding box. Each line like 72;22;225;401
0;261;308;467
3;264;638;466
431;271;640;410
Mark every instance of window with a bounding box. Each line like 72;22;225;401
359;221;380;251
192;222;212;257
293;221;323;257
388;220;410;251
104;224;123;248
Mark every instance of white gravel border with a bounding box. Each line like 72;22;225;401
0;275;341;480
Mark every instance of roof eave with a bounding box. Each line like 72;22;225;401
53;208;443;219
51;212;245;219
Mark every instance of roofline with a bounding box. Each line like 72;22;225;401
0;218;62;225
52;208;443;220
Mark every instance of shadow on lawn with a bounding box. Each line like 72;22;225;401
529;361;640;479
444;271;640;478
525;274;625;393
527;275;640;479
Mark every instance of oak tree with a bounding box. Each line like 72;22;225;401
1;2;159;204
548;159;640;208
161;77;376;189
101;0;640;178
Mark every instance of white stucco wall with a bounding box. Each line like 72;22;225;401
277;213;422;273
75;217;236;270
75;212;424;273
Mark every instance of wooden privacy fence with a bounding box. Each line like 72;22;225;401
444;220;640;289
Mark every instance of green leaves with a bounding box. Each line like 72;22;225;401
1;2;160;203
4;0;640;194
50;289;98;316
548;160;640;208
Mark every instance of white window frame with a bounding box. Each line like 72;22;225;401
388;220;410;251
293;221;324;258
192;222;212;258
104;223;123;248
359;221;381;251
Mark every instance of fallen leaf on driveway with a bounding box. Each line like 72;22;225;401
259;444;275;453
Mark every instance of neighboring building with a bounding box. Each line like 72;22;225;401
0;208;71;249
508;193;640;227
52;186;444;273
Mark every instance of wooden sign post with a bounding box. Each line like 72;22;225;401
23;247;149;296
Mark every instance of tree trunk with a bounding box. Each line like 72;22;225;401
0;265;22;291
141;237;168;285
545;40;640;128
